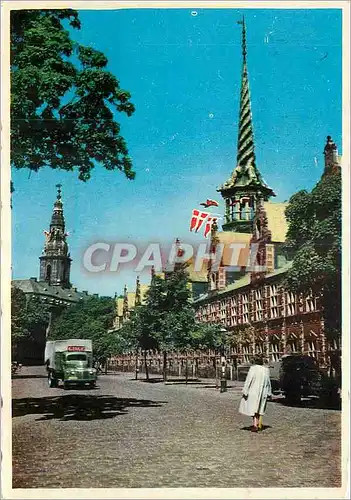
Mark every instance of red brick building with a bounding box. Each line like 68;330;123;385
192;21;341;371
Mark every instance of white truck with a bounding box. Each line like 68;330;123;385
44;339;97;389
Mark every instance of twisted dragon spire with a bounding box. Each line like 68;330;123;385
236;16;256;170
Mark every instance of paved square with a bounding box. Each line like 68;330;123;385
12;367;341;488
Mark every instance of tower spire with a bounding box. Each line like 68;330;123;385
56;183;62;200
218;19;275;233
241;16;247;62
236;16;255;169
39;185;71;287
50;184;65;231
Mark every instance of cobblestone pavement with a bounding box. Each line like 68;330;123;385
12;366;341;489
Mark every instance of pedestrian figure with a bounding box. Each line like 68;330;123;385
239;356;272;432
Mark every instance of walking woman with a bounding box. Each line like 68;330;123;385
239;356;272;432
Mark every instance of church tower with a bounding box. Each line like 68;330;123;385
39;184;72;288
323;135;341;176
218;18;275;233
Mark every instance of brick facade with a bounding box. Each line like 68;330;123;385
193;269;330;367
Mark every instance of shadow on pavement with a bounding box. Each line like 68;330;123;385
12;395;167;421
12;374;47;380
241;425;272;432
270;396;341;411
139;377;164;383
165;379;205;385
138;377;202;384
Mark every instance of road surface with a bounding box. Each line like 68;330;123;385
12;366;341;488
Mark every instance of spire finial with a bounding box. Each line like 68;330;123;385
241;16;247;62
56;183;62;200
237;16;247;62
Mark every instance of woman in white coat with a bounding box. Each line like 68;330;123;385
239;356;272;432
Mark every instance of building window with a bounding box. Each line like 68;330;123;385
230;296;237;307
242;293;249;324
269;284;279;318
46;264;52;282
287;341;298;354
286;291;296;316
256;342;264;355
242;345;250;363
254;289;264;322
232;306;238;325
306;294;316;313
220;300;226;319
307;341;317;358
270;343;280;362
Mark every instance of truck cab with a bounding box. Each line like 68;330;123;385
62;351;96;389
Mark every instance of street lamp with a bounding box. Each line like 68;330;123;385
219;327;227;393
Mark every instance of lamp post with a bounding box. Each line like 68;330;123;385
220;327;228;393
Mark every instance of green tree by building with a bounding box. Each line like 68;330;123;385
284;136;341;377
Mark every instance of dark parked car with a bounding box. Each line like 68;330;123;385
279;354;321;404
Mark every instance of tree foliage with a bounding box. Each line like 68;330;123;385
147;268;196;353
118;269;227;356
191;322;228;351
11;9;135;181
120;305;158;353
117;268;202;380
11;286;49;358
284;169;341;340
49;295;121;361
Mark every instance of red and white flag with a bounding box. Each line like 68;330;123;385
200;198;219;208
204;216;218;238
190;209;209;233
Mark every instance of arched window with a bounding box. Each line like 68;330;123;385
46;264;52;283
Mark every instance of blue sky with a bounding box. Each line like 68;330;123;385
12;8;342;297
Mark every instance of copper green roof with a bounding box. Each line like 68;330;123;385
193;261;293;304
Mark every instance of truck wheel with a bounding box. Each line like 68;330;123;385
89;381;96;389
63;382;69;390
48;373;57;388
285;391;301;405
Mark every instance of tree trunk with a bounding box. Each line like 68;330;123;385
144;350;149;381
185;351;188;384
135;350;139;380
163;350;167;382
